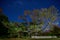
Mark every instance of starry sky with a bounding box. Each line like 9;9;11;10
0;0;60;25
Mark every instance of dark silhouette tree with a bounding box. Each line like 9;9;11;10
53;25;60;37
0;8;9;38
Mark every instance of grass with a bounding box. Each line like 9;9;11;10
0;38;60;40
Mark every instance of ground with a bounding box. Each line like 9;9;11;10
0;38;60;40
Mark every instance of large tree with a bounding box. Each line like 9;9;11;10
30;6;58;31
18;6;59;36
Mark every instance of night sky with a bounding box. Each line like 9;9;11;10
0;0;60;25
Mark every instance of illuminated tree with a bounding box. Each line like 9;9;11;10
18;6;59;36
